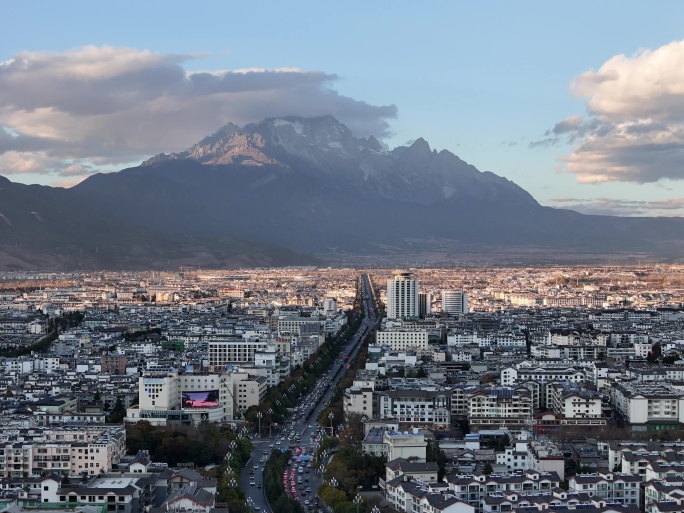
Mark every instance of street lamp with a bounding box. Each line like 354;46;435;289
371;505;380;513
268;408;274;438
256;411;263;438
328;412;335;436
354;494;363;513
330;477;338;489
229;478;237;488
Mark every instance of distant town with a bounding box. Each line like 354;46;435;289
1;265;684;513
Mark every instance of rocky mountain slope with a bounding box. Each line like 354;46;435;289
2;115;683;270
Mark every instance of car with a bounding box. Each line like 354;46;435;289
305;500;310;506
250;481;255;486
257;483;263;489
254;465;259;469
254;507;260;512
276;440;281;445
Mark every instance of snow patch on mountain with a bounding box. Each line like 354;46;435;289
272;118;304;135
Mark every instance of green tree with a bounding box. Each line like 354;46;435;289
426;439;448;481
483;462;493;475
107;397;126;423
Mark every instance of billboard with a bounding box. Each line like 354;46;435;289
182;390;220;408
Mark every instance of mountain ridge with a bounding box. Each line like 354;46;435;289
2;115;683;270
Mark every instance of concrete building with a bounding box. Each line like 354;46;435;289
442;290;468;316
376;330;429;352
387;271;419;320
0;425;126;478
569;472;642;508
126;370;236;425
385;429;428;463
379;389;451;430
611;381;684;431
444;470;562;513
467;386;533;432
100;354;128;375
208;339;270;366
384;476;473;513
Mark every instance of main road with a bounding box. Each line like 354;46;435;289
238;274;377;513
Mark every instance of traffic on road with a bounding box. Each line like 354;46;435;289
239;274;376;513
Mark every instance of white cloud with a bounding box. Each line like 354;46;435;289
538;39;684;184
548;197;684;216
0;46;397;179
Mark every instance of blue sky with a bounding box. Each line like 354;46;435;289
2;1;684;216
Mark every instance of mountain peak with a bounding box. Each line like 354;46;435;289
409;137;431;154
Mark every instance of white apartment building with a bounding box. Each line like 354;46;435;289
233;372;268;413
468;386;533;432
277;317;324;335
385;477;474;513
376;330;429;352
444;470;562;513
442;290;468;315
253;346;283;386
385;475;475;513
127;370;235;425
569;472;642;507
501;366;587;387
385;429;427;463
208;339;270;366
0;425;125;478
481;489;637;513
378;389;451;429
344;387;375;418
547;382;603;419
608;441;684;478
611;381;684;430
387;271;419;320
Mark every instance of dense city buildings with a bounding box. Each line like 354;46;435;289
1;265;684;513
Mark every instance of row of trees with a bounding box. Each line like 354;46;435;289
126;420;251;468
215;434;252;513
241;282;366;435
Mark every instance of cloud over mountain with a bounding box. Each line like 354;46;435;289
549;197;684;216
539;39;684;184
0;46;396;181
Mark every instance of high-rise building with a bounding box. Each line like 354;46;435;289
442;290;468;315
387;270;419;320
418;292;431;319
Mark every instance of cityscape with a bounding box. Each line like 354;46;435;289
0;265;683;513
3;3;684;513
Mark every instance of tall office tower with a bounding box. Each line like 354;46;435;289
442;290;468;315
387;270;419;320
419;292;431;319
